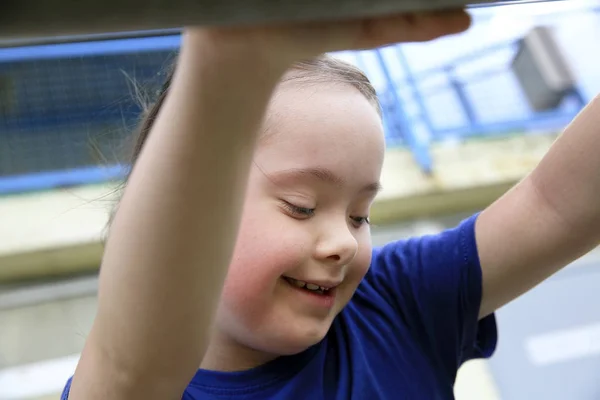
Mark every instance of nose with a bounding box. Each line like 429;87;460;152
314;217;359;267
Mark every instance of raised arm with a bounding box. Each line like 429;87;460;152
477;95;600;318
68;31;289;400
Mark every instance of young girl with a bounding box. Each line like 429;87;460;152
63;10;600;400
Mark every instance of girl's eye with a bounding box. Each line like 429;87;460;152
351;216;371;227
282;201;315;218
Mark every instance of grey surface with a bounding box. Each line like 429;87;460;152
489;256;600;400
0;0;552;40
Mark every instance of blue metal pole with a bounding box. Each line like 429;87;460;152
374;48;432;174
0;164;129;195
394;46;435;136
400;40;519;87
445;66;478;127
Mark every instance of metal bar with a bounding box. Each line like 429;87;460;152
402;40;519;84
395;46;436;134
446;67;478;126
410;66;509;99
0;35;181;63
0;0;558;40
432;110;577;138
0;29;182;49
374;49;433;174
0;165;128;195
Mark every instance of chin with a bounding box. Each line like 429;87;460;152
217;300;337;363
237;320;329;358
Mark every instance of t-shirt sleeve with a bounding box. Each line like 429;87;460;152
61;377;72;399
366;214;497;376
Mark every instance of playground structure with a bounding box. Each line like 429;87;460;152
0;6;597;194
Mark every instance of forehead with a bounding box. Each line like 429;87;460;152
257;83;385;182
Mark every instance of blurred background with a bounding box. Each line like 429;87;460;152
1;1;600;399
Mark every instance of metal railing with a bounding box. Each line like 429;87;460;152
0;8;596;194
364;41;586;172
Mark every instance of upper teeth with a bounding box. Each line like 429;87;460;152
288;278;328;291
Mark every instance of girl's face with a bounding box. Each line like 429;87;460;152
210;81;385;370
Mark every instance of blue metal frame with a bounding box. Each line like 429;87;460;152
365;39;587;171
0;165;128;195
372;49;434;174
0;35;180;63
445;66;478;126
0;30;591;195
0;35;179;135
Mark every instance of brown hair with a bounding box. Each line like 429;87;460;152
130;54;379;170
108;54;379;226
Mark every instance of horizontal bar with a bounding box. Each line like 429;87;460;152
0;0;555;40
430;111;577;139
0;29;181;48
0;35;180;63
0;165;128;196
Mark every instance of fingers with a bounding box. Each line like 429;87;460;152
190;9;472;66
354;10;472;49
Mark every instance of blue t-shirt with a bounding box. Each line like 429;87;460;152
62;214;497;399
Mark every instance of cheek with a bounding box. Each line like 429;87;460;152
221;205;311;310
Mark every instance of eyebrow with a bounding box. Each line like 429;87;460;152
267;167;382;194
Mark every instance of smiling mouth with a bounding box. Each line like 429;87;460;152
283;277;332;295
